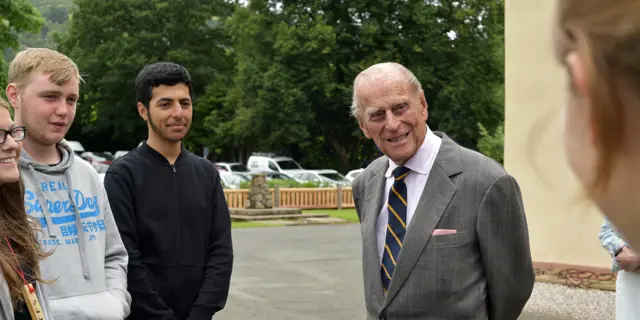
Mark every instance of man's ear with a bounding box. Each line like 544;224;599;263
137;102;148;121
419;89;428;119
359;121;371;139
6;84;20;110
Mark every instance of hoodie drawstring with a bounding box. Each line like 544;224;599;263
64;170;90;280
29;163;91;279
28;165;56;239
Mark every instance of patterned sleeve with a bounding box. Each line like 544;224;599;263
598;219;629;272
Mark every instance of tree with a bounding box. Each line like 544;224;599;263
208;0;505;171
51;0;505;170
478;122;503;164
0;0;44;90
56;0;234;151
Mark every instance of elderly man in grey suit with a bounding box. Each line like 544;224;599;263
350;62;535;320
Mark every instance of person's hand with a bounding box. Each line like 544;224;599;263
616;246;640;272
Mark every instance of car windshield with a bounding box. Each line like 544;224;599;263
319;172;346;181
229;164;249;172
276;159;302;170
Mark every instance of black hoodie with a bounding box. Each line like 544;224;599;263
103;141;233;320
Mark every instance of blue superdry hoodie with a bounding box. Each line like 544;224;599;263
18;140;131;319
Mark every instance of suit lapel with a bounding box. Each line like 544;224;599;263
383;132;462;307
362;162;388;309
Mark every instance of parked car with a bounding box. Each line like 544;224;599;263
219;171;250;189
81;151;114;165
215;162;250;173
238;171;301;182
247;153;304;174
291;169;350;187
80;151;113;173
345;168;364;182
63;140;85;156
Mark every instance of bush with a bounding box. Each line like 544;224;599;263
239;179;333;189
478;122;504;164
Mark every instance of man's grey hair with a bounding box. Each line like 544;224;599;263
350;62;422;120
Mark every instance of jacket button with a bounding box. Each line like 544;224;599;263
379;316;386;320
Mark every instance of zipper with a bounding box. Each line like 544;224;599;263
172;164;179;266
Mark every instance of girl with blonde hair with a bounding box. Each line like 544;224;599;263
554;0;640;252
555;3;640;318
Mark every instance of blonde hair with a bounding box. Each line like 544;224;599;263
351;62;422;120
8;47;82;89
553;0;640;198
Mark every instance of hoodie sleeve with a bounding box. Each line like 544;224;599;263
35;282;56;320
99;179;133;317
186;168;234;320
104;170;177;319
598;219;628;272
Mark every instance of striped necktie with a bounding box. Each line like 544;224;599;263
381;166;411;293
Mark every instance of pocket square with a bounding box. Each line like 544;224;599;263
432;229;457;236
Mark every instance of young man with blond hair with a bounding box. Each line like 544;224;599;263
5;47;131;319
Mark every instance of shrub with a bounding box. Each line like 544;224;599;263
478;122;504;164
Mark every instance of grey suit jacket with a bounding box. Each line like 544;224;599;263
352;132;534;320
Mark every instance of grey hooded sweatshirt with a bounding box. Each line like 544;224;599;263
18;141;131;319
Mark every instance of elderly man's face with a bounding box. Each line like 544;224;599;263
357;80;428;165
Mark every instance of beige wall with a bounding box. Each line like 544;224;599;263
504;0;610;268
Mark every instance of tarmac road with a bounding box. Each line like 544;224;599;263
215;224;613;320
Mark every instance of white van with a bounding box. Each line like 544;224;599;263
247;153;304;174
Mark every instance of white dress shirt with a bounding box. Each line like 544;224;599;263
376;127;442;264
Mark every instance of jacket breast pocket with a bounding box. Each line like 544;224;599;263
426;232;467;248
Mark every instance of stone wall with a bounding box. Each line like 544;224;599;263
245;174;273;209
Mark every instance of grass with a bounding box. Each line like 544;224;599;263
230;208;359;229
303;208;359;223
231;221;280;228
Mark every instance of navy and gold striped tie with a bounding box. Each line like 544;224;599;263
381;166;411;293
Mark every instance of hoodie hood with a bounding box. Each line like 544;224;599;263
19;141;75;173
19;141;90;280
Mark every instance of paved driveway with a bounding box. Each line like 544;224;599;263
215;224;610;320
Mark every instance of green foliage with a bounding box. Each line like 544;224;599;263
477;122;504;164
305;209;359;223
0;0;44;49
56;0;234;151
7;0;505;172
212;0;506;171
0;59;6;95
0;0;44;89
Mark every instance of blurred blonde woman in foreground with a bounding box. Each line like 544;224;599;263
554;1;640;250
0;98;54;319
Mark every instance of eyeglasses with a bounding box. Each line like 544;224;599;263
0;126;27;144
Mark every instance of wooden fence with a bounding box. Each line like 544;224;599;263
224;186;355;209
